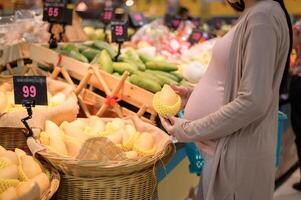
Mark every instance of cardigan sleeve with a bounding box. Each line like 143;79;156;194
172;22;279;142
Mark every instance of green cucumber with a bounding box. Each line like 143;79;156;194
135;71;164;86
77;44;90;53
146;70;180;82
61;44;78;53
145;61;178;72
92;41;117;58
171;71;184;81
112;62;138;75
145;70;178;85
91;49;113;73
69;50;89;63
81;48;100;62
129;74;162;93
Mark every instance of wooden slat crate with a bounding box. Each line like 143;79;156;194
1;42;157;123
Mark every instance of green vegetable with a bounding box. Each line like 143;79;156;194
61;44;78;53
92;41;117;58
136;71;164;86
112;62;138;75
180;79;192;88
77;44;90;53
145;70;178;85
139;54;152;63
129;74;162;93
113;72;121;78
123;49;146;71
146;70;180;82
171;71;184;81
81;48;100;62
68;50;89;63
91;49;113;73
145;61;178;72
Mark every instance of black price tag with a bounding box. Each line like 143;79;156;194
13;76;48;106
171;16;181;29
101;7;113;24
129;12;145;27
189;29;203;45
43;0;72;25
111;22;128;43
191;17;201;28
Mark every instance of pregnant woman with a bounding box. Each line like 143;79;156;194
160;0;292;199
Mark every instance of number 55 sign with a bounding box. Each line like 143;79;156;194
13;76;48;105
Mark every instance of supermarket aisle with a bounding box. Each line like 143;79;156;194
274;169;301;200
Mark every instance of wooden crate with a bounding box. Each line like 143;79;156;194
12;43;157;123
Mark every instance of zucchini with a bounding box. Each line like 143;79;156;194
129;74;162;93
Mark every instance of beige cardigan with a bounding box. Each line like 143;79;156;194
171;1;290;199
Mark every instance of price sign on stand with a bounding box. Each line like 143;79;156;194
13;76;48;105
191;17;201;28
111;22;128;43
43;0;72;25
171;16;181;29
129;12;145;28
101;7;113;25
13;76;48;137
189;29;203;45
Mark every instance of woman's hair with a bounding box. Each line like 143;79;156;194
228;0;293;94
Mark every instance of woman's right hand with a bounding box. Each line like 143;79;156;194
170;85;192;109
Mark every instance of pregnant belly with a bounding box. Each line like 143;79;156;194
184;78;224;121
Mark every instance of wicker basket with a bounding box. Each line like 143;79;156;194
41;165;61;200
0;127;30;153
54;167;158;200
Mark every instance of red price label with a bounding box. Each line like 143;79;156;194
48;7;59;17
111;22;128;43
22;85;37;98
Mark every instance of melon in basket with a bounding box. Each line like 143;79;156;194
38;116;170;161
0;146;50;200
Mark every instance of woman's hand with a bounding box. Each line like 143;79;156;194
170;85;192;109
159;116;193;142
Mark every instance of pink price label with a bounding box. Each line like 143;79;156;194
115;25;123;36
48;7;59;17
104;11;112;20
134;14;142;21
22;85;37;98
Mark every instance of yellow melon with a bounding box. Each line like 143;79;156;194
2;151;18;165
133;132;156;156
0;179;19;194
125;151;138;159
49;92;66;107
62;134;82;157
31;173;49;195
0;165;18;179
45;120;68;155
19;155;43;179
16;181;40;200
0;187;18;200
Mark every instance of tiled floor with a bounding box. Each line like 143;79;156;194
274;169;301;200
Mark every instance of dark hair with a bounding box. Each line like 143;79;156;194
228;0;293;94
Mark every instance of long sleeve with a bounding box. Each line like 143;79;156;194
172;20;278;142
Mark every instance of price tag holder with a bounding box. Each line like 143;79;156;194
13;76;48;106
111;21;128;43
101;7;113;25
129;12;145;28
189;29;203;45
43;0;72;25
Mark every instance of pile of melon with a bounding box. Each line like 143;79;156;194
39;116;166;160
0;146;50;200
0;82;69;113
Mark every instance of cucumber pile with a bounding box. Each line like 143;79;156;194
59;41;189;93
